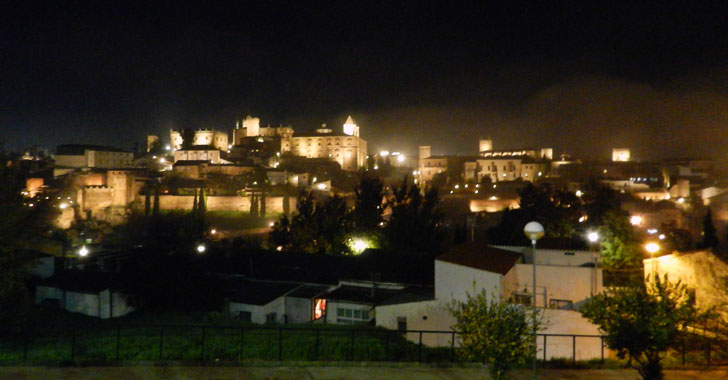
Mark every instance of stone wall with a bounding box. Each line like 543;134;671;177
158;195;295;214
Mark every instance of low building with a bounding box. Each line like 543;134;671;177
376;242;604;359
35;271;136;319
227;280;330;324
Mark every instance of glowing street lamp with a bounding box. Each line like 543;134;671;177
630;215;643;226
587;231;599;243
352;239;367;254
78;245;89;257
196;244;206;254
523;221;544;379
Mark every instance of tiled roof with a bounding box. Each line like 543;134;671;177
436;241;522;275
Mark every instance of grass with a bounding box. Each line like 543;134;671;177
0;309;456;364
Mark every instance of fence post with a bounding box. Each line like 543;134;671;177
451;331;456;362
543;335;547;362
350;329;355;361
70;329;76;361
22;331;28;361
384;331;390;361
682;339;686;366
706;341;711;366
115;327;121;361
278;328;283;361
239;327;245;362
572;335;576;366
158;327;164;361
200;327;206;361
418;331;423;362
315;329;320;361
600;336;604;364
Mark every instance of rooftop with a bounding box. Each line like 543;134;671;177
436;241;522;275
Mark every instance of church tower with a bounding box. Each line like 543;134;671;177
343;115;359;136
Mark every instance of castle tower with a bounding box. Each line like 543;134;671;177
244;115;260;137
343;115;359;136
478;138;492;153
147;135;160;152
612;148;630;162
419;146;431;160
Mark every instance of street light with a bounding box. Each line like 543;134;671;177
587;231;599;243
586;231;600;297
523;221;544;380
78;245;89;257
196;244;206;254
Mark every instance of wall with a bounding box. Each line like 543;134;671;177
644;251;728;319
504;264;602;308
158;195;295;214
54;154;87;168
285;297;313;324
434;260;502;304
65;291;101;317
539;309;605;360
325;301;374;324
376;300;455;347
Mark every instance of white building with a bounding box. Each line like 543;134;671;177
227;280;330;324
376;242;605;360
35;272;135;319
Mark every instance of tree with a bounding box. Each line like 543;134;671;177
353;172;384;231
581;276;705;380
384;176;444;255
270;191;353;254
698;209;718;249
599;209;641;269
449;289;541;380
0;149;59;323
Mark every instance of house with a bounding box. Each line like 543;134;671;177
227;279;331;324
35;271;136;319
643;249;728;320
376;242;604;359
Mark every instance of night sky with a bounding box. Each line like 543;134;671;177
3;2;728;167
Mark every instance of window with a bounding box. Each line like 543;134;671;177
549;299;573;310
512;293;532;306
266;312;277;323
237;311;252;322
336;307;370;324
397;317;407;332
313;299;326;320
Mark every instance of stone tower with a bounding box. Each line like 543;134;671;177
478;138;492;153
419;146;431;159
343;115;359;137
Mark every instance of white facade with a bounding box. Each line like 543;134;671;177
35;285;135;319
376;245;606;360
435;260;503;303
228;296;315;325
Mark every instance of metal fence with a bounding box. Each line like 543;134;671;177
0;325;724;365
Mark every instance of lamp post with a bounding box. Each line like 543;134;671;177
524;221;544;380
587;231;600;296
